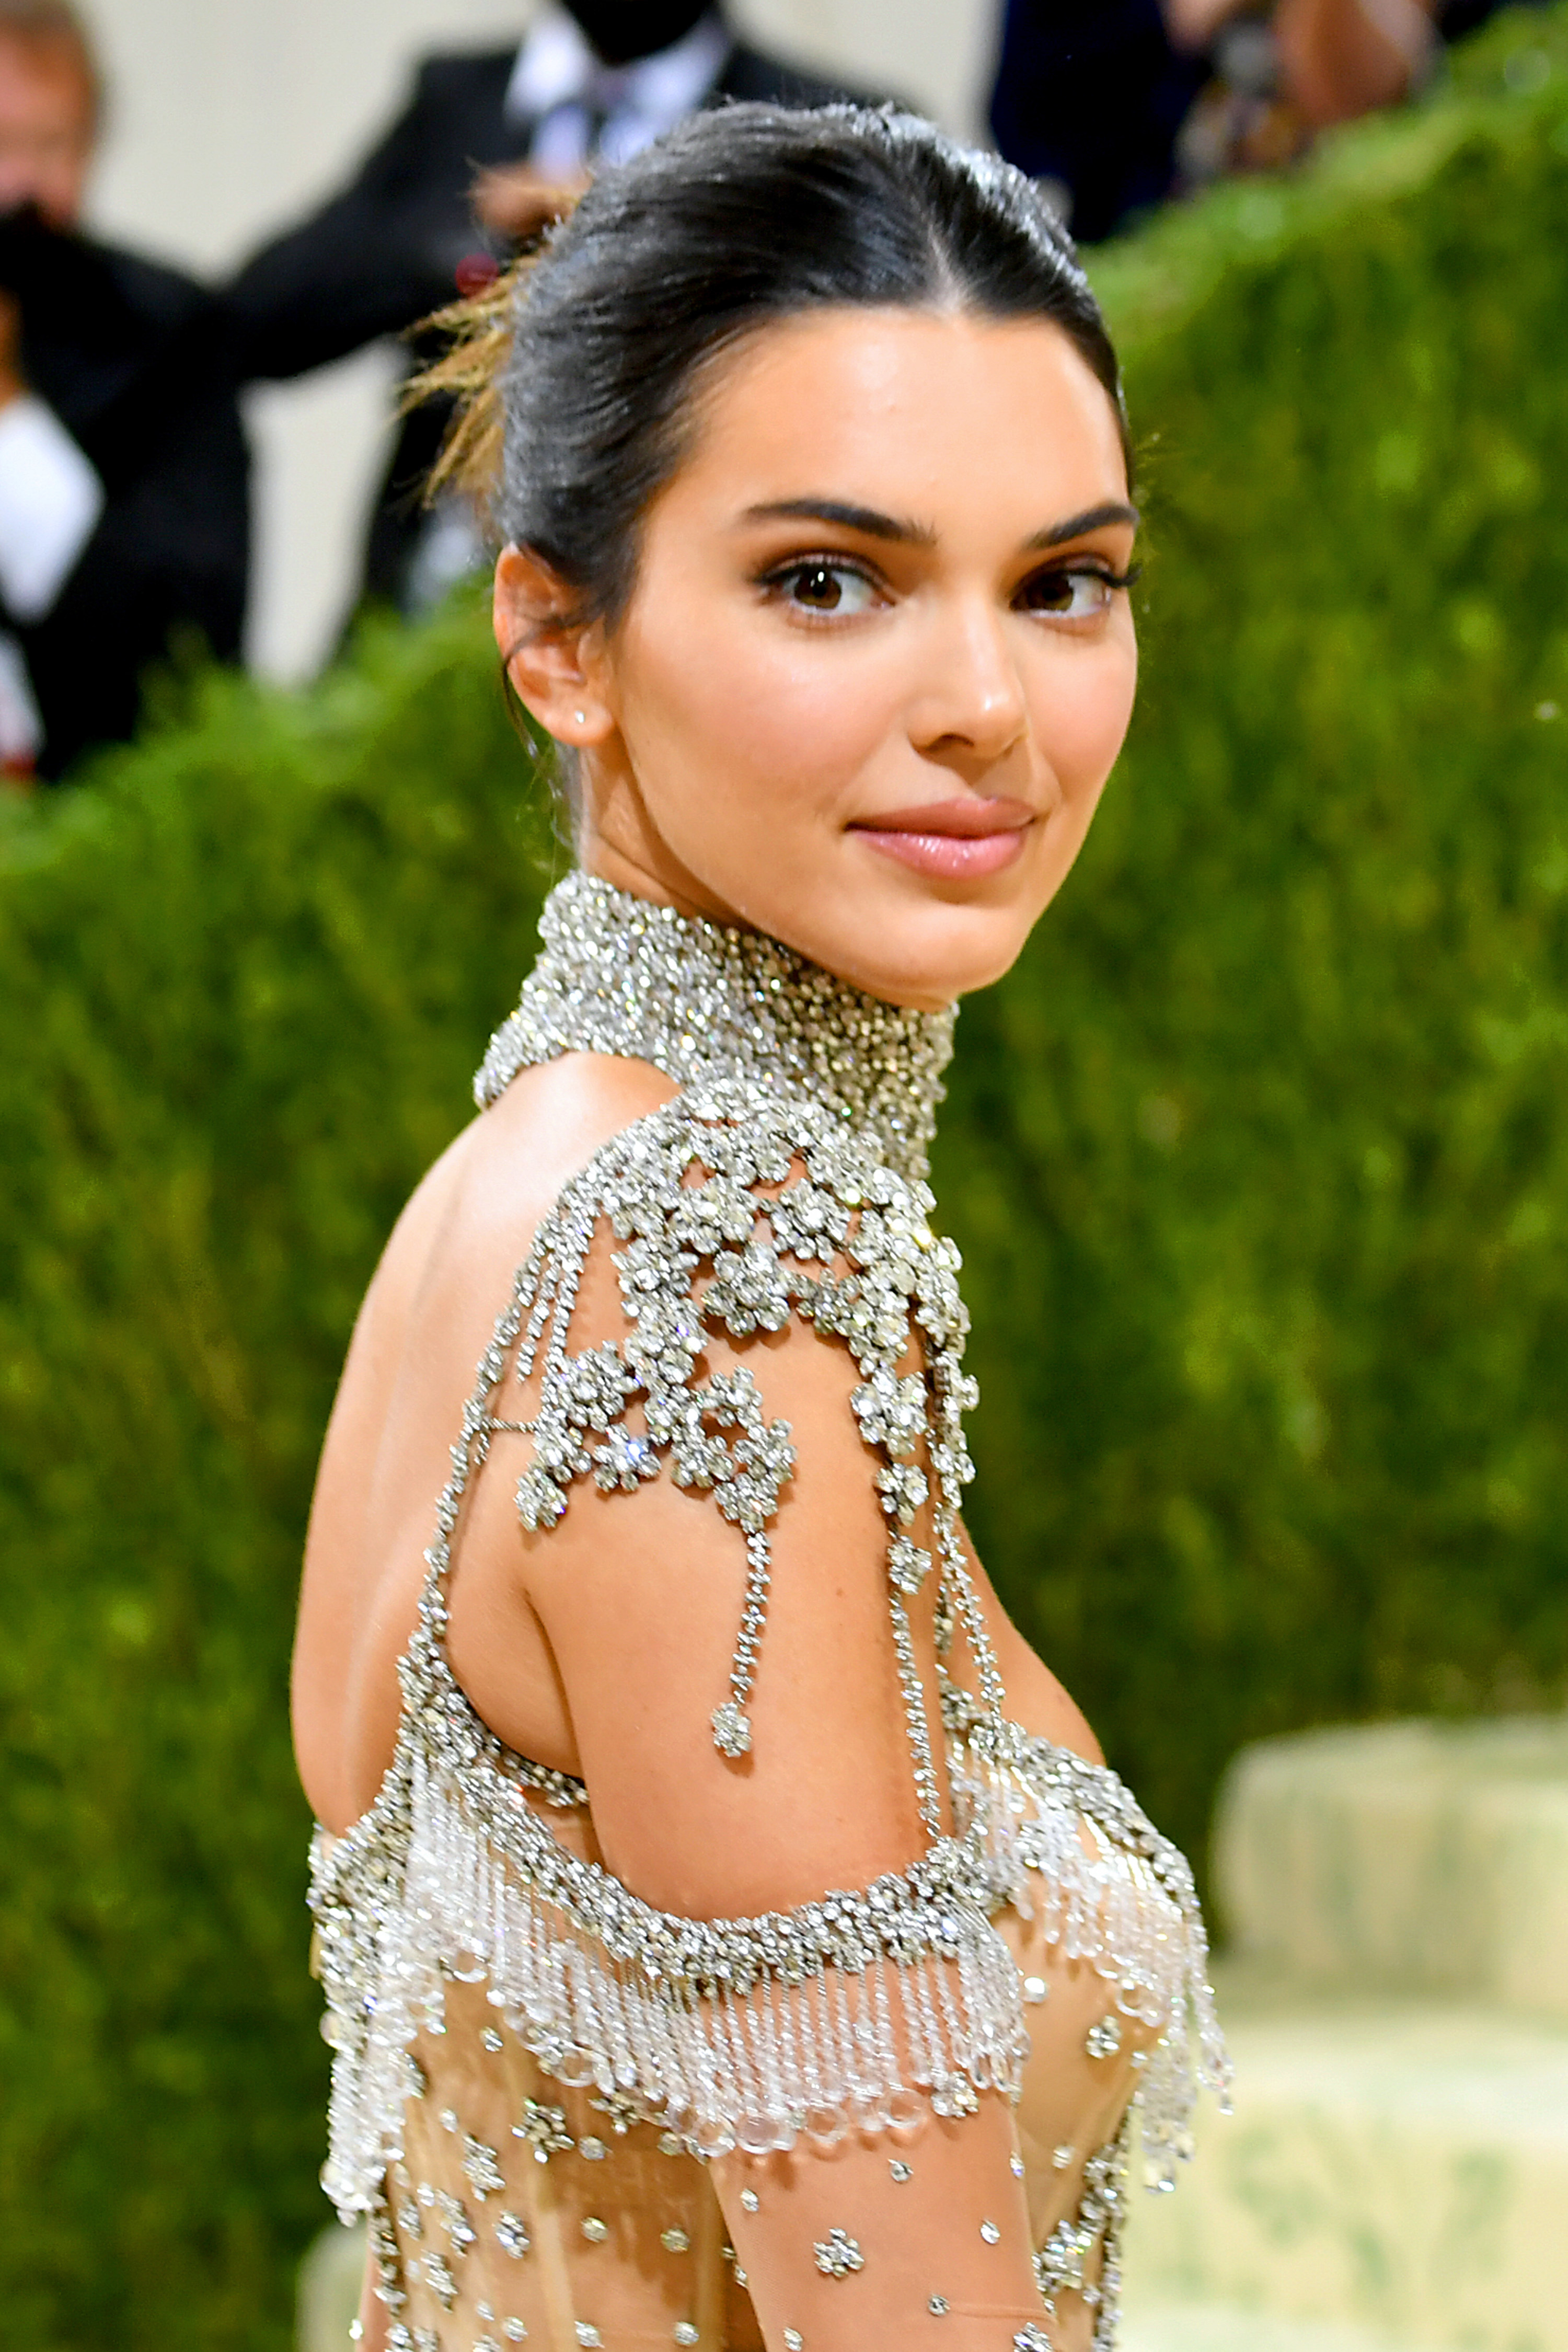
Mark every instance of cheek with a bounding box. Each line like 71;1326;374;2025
629;594;900;799
1028;631;1139;799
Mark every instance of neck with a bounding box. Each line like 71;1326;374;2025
476;871;956;1183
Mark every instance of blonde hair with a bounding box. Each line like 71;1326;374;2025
412;257;539;517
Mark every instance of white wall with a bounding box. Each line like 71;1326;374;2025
78;0;1002;681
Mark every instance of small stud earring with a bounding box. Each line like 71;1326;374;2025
574;709;587;725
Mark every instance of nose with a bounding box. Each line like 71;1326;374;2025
906;596;1028;769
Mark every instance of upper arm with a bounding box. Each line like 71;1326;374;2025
497;1096;1056;2344
497;1090;974;1919
226;65;463;375
523;1265;928;1915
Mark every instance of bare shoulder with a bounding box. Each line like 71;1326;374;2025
366;1053;679;1332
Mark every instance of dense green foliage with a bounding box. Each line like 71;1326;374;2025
3;10;1567;2342
956;5;1568;1849
0;612;558;2348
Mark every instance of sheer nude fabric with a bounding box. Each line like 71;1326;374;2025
353;1773;1163;2352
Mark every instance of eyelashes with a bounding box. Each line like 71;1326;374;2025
1016;559;1143;618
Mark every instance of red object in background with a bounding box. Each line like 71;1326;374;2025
454;251;500;296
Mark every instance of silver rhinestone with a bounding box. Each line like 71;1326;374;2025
581;2217;607;2244
574;2330;601;2349
890;2159;913;2183
1010;2153;1025;2178
481;2026;504;2054
502;2326;526;2345
740;2188;759;2212
930;2296;950;2316
579;2136;607;2161
674;2330;699;2348
1086;2014;1124;2060
813;2229;863;2279
712;1700;752;1758
783;2334;804;2351
980;2218;1001;2244
1052;2144;1075;2170
659;2131;684;2156
661;2228;690;2254
1023;1976;1050;2005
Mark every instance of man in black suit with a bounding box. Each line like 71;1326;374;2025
0;0;247;781
989;0;1543;245
226;2;891;621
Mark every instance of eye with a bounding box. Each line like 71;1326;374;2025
766;560;881;616
1017;562;1138;620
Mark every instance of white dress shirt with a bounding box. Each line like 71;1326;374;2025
0;391;104;625
505;7;732;174
0;393;104;768
0;627;41;766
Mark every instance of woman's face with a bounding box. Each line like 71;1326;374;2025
496;306;1138;1009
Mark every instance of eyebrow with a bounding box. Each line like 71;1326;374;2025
741;498;936;544
1024;501;1140;550
740;496;1139;550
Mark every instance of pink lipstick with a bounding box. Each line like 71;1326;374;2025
849;795;1033;880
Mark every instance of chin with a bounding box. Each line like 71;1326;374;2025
821;902;1036;1010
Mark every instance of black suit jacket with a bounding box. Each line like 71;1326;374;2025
0;211;248;779
225;37;893;613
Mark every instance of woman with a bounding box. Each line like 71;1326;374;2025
294;105;1228;2352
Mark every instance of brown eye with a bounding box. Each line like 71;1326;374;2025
770;561;878;615
1017;565;1127;619
795;564;843;608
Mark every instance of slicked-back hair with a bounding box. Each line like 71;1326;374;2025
429;103;1129;636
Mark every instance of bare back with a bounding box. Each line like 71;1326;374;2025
293;1052;676;1836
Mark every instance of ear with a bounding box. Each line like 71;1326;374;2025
492;544;613;746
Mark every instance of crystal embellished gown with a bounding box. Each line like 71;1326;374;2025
309;874;1228;2352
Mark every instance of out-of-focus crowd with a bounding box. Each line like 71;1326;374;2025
0;0;1538;787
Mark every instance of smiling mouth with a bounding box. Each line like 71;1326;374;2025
847;795;1034;880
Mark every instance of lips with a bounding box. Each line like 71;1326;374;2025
848;795;1034;881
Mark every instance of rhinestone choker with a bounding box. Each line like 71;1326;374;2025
474;871;956;1181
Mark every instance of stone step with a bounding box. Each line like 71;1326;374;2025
1123;1997;1568;2351
1214;1715;1568;2019
297;2219;363;2352
1122;2305;1437;2352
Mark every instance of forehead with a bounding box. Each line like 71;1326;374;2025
675;306;1128;521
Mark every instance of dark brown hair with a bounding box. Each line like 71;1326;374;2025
424;103;1129;634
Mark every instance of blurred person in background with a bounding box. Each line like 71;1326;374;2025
0;0;247;783
990;0;1541;243
225;3;892;626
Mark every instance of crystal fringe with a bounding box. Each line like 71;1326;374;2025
947;1690;1232;2187
311;1715;1028;2221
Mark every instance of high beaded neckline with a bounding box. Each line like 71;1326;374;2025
474;871;956;1182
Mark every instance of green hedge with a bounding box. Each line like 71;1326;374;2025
956;5;1568;1844
0;612;558;2349
4;10;1568;2343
